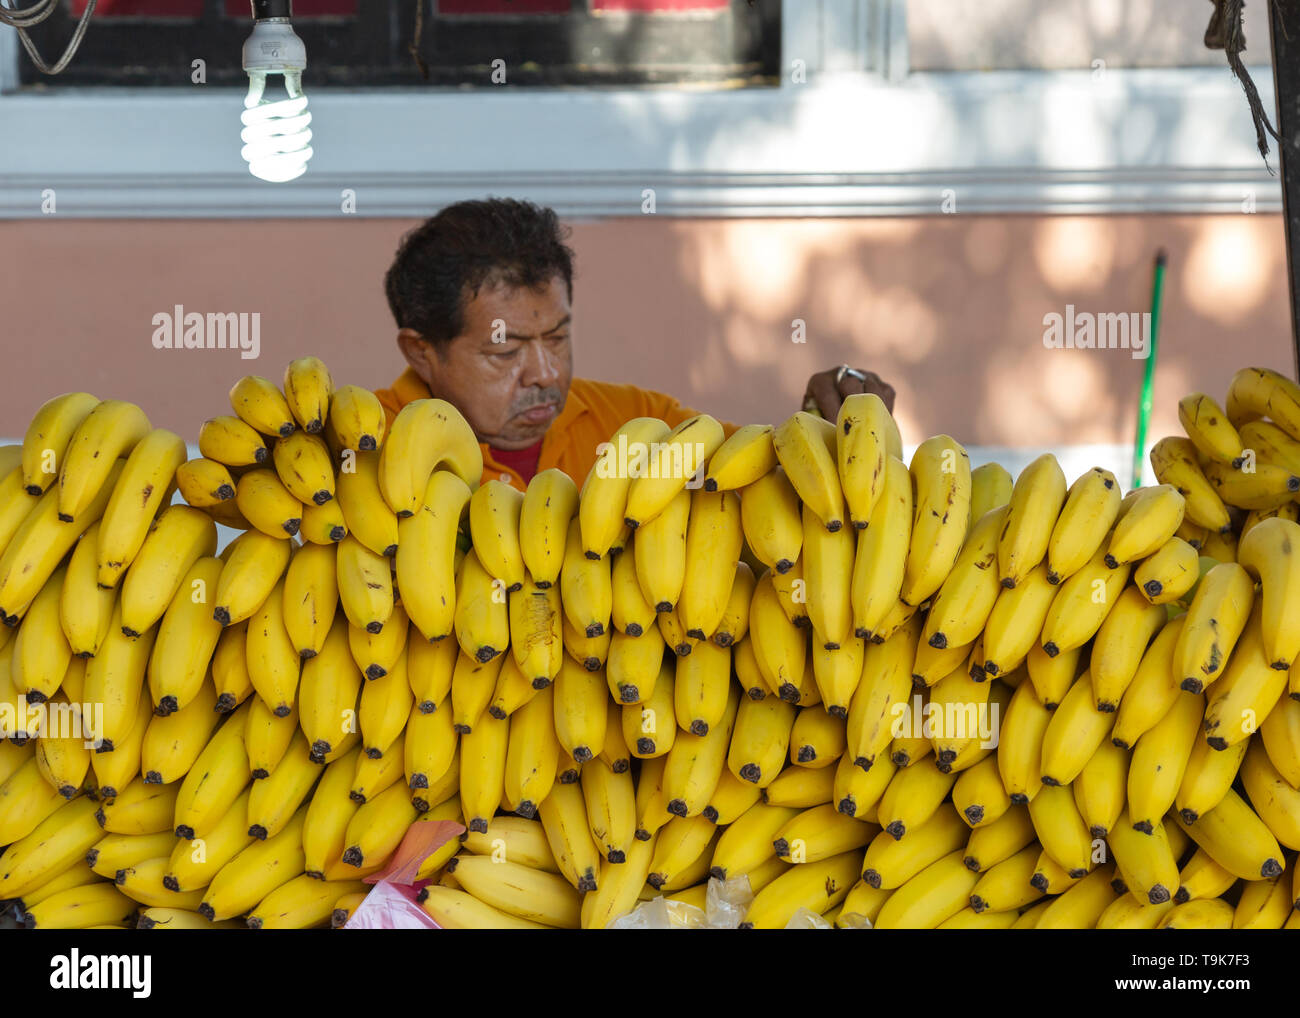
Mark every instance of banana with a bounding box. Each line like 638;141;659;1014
1112;615;1187;749
1039;543;1130;658
899;436;972;607
453;546;510;664
709;560;755;650
165;786;254;893
1175;733;1246;824
0;794;103;901
335;533;393;635
272;429;335;508
578;418;672;559
1232;860;1294;929
0;466;41;574
519;467;578;587
1065;737;1125;841
234;468;304;538
580;832;659;929
646;813;719;891
350;602;412;680
1240;738;1300;850
1201;455;1299;511
327;383;385;452
770;557;810;632
702;765;761;824
968;462;1014;533
92;427;188;589
727;691;796;787
299;614;363;763
624;414;724;530
996;677;1051;805
1238;417;1300;474
704;423;777;493
835;393;894;529
558;515;611;641
923;506;1008;651
0;756;67;844
678;488;743;640
1237;516;1300;671
210;528;290;631
832;748;895;820
378;397;482;517
1025;781;1092;878
1174;848;1237;903
11;567;71;703
1149;436;1232;533
396;470;471;641
662;682;740;818
244;694;298;780
749;571;808;703
138;907;243;930
23;881;137;930
799;500;856;649
501;682;559;818
350;731;405;803
607;623;666;706
340;780;418;870
92;712;160;802
772;802;874;863
246;729;320;840
1135;536;1200;606
175;457;237;509
811;637;864;719
282;356;334;434
967;843;1044;914
446;853;580;928
278;542;338;661
1091;585;1166;710
403;696;456;812
1041;467;1119;585
872;850;979;929
623;657;675;758
1105;484;1186;568
1201;527;1238;563
1173;561;1256;693
610;537;655;639
358;648;412;759
740;848;860;928
952;754;1010;828
20;391;100;496
1179;391;1244;464
539;777;601;891
963;803;1035;873
420;884;549;929
581;757;636;862
56;400;152;523
335;450;399;558
118;506;218;641
79;598;155;753
1260;693;1300;786
996;454;1066;589
1175;516;1209;550
1034;864;1119;929
249;873;368;930
876;755;957;839
468;479;525;593
87;830;178;881
199;805;308;921
451;648;502;734
739;466;803;574
673;637;731;739
140;556;220;716
1173;787;1284;879
632;486;689;616
198;414;268;468
0;458;125;628
454;707;507;833
406;627;457;713
979;563;1055;681
863;805;967;890
1157;898;1234;929
1038;670;1114;787
772;411;845;532
229;373;296;438
173;705;251;840
551;654;607;764
212;620;254;714
790;705;846;768
1203;601;1288;750
846;610;922;772
707;801;799;881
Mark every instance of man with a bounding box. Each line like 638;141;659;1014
376;198;895;490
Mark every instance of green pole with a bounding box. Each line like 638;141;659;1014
1132;249;1167;490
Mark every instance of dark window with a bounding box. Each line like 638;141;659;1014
14;0;779;87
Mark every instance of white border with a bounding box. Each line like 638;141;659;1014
0;0;1281;219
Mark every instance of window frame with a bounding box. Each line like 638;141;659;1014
0;0;1282;219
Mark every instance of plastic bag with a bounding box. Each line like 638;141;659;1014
783;907;833;929
343;818;464;930
705;875;754;929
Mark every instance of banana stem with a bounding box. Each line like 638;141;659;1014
1132;249;1167;490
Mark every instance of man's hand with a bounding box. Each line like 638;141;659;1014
803;366;896;419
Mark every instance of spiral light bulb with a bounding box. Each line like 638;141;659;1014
241;6;313;184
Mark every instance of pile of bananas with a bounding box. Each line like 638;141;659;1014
1;359;1299;931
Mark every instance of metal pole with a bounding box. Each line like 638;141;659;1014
1269;0;1300;378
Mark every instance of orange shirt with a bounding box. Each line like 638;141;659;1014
374;367;738;491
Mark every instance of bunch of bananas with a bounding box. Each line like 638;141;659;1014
1;361;1299;931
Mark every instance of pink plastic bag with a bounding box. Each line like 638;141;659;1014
343;819;465;930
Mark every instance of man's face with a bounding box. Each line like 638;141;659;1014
400;273;573;450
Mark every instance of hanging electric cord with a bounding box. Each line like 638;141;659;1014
0;0;96;76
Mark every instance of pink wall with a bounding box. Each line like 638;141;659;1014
0;214;1292;449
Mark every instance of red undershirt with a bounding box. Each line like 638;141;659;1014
489;439;545;484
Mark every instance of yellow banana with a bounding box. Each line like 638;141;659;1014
327;383;385;452
923;506;1008;651
199;805;308;921
20;391;101;496
230;373;296;438
335;532;393;635
335;449;399;558
1203;601;1288;750
298;614;363;764
539;777;601;892
727;691;796;787
1175;732;1246;824
283;356;334;434
378;398;482;517
1135;536;1200;605
705;423;777;493
1173;787;1284;880
872;850;978;929
1039;543;1130;657
519;467;578;587
899;436;972;607
624;414;724;530
1112;615;1187;749
1149;437;1232;532
1173;561;1255;693
198;414;268;468
579;418;672;559
772;411;845;532
1237;515;1300;671
120;504;218;638
470;478;526;592
836;393;893;529
739;466;803;574
396;470;471;640
996;454;1066;589
1179;391;1243;464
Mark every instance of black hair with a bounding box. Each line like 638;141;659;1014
384;198;575;347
